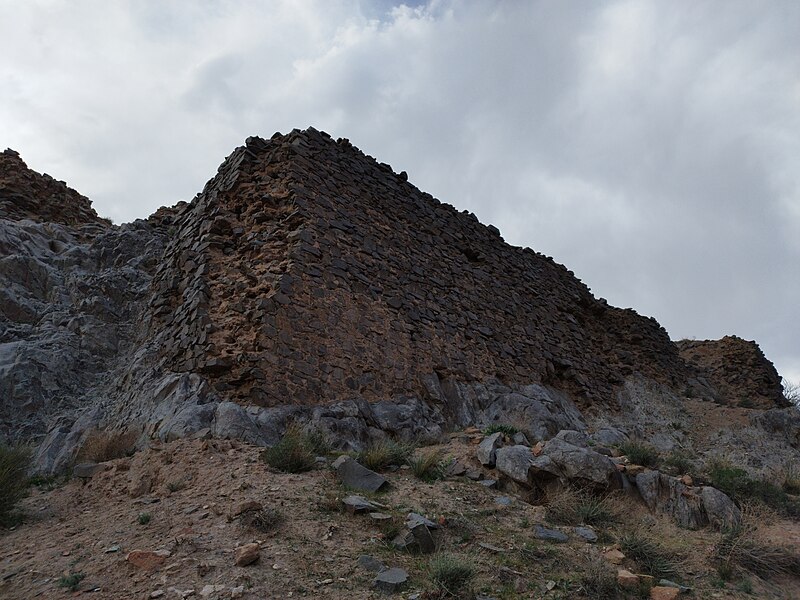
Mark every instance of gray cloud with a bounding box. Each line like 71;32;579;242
1;0;798;382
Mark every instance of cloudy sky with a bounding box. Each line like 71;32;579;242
2;1;798;384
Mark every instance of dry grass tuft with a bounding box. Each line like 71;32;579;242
545;486;622;527
77;429;138;463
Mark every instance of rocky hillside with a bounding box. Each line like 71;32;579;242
0;129;796;479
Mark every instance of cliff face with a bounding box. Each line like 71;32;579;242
0;128;793;472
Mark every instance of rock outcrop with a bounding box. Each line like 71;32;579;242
0;128;795;473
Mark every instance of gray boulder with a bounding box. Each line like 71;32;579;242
530;437;621;489
635;471;707;529
332;456;389;493
495;445;535;485
476;432;503;467
701;486;741;530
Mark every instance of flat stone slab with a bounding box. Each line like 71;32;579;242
574;526;598;543
373;567;408;593
332;456;389;493
533;525;569;543
357;554;386;573
342;495;378;514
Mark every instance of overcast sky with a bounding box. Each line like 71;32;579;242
2;1;798;384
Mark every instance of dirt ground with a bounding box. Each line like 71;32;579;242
1;434;799;599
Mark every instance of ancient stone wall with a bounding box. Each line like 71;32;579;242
147;128;692;409
677;336;787;409
0;149;109;227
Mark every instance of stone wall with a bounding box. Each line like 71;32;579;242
147;128;694;409
677;336;787;409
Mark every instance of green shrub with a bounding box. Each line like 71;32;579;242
428;553;475;597
620;532;677;579
137;512;151;525
356;439;415;472
482;424;519;436
57;572;85;591
708;462;792;513
260;425;319;473
408;450;446;483
0;444;31;526
663;449;694;475
617;441;661;468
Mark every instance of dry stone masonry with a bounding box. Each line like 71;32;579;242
0;130;795;473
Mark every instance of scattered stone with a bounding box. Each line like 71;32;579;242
357;555;386;573
126;549;171;570
332;455;389;493
199;585;226;598
478;542;506;553
603;548;625;565
230;586;245;598
234;543;260;567
494;496;514;506
447;461;467;476
465;469;483;481
617;568;640;588
406;513;438;529
232;500;262;516
342;495;378;514
573;526;598;543
650;586;680;599
409;522;436;554
478;479;497;489
477;432;503;467
512;432;530;446
391;530;417;551
369;512;392;522
150;591;165;599
533;525;568;543
495;445;535;484
658;579;691;593
104;545;120;553
373;567;408;593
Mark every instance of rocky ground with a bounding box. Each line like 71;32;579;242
2;431;798;600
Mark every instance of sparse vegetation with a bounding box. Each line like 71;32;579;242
663;449;694;475
408;449;446;482
245;507;284;533
707;460;797;515
57;572;85;591
619;531;678;579
77;428;137;463
579;557;624;599
427;552;475;598
714;524;800;579
545;486;620;527
482;424;519;436
137;512;151;525
167;480;186;493
356;438;415;472
260;425;321;474
0;443;31;527
783;380;800;407
617;441;661;468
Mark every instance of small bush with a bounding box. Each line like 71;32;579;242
778;463;800;495
428;553;475;597
408;449;446;483
245;507;284;533
663;449;694;475
356;439;415;472
482;424;518;436
620;532;677;579
617;441;660;468
138;512;151;525
545;487;619;527
166;481;186;493
57;572;85;591
0;444;31;526
579;557;623;599
714;525;800;579
77;429;137;463
708;461;792;513
260;425;318;474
